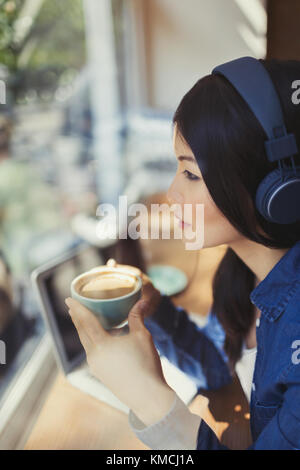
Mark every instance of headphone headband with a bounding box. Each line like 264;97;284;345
211;56;298;162
210;56;300;224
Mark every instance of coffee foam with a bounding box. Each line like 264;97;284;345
76;271;138;300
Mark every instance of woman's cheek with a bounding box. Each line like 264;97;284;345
189;199;206;241
187;190;222;242
201;198;242;247
189;187;211;230
182;183;242;248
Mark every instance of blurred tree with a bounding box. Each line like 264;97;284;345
27;0;85;70
0;0;86;102
0;0;23;71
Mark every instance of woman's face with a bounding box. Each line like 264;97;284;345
167;124;243;249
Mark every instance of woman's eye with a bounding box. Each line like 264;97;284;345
182;170;200;181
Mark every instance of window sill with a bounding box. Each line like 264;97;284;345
0;333;57;450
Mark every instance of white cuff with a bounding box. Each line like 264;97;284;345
128;393;202;450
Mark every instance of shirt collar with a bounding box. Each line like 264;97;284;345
250;241;300;322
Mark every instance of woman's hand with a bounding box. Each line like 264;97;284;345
65;296;176;426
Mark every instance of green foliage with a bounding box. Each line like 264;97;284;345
28;0;86;70
0;0;86;73
0;0;24;70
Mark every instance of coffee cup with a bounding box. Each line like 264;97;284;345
70;265;142;330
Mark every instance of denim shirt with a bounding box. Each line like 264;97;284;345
144;241;300;450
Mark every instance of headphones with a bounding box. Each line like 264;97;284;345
211;56;300;225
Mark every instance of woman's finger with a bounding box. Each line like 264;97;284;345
65;297;109;344
128;299;150;333
67;307;92;351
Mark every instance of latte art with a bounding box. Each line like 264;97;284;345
77;271;138;300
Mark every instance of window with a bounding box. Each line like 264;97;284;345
0;0;92;401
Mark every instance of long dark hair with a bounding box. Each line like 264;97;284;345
172;58;300;369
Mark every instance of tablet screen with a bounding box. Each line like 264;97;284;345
40;246;104;367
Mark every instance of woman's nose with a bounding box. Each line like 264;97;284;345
167;183;184;205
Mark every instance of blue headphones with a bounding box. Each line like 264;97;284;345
211;56;300;224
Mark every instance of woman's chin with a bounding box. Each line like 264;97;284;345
178;226;206;250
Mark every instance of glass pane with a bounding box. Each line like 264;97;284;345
0;0;94;398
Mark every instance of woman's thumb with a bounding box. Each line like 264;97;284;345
128;300;149;332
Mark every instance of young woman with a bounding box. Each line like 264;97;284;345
65;57;300;450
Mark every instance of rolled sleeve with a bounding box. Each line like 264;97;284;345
128;393;202;450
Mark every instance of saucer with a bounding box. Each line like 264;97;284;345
147;265;188;296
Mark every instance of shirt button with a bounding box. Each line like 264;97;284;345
256;318;260;328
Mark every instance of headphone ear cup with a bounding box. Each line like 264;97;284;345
256;169;281;221
256;168;300;224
